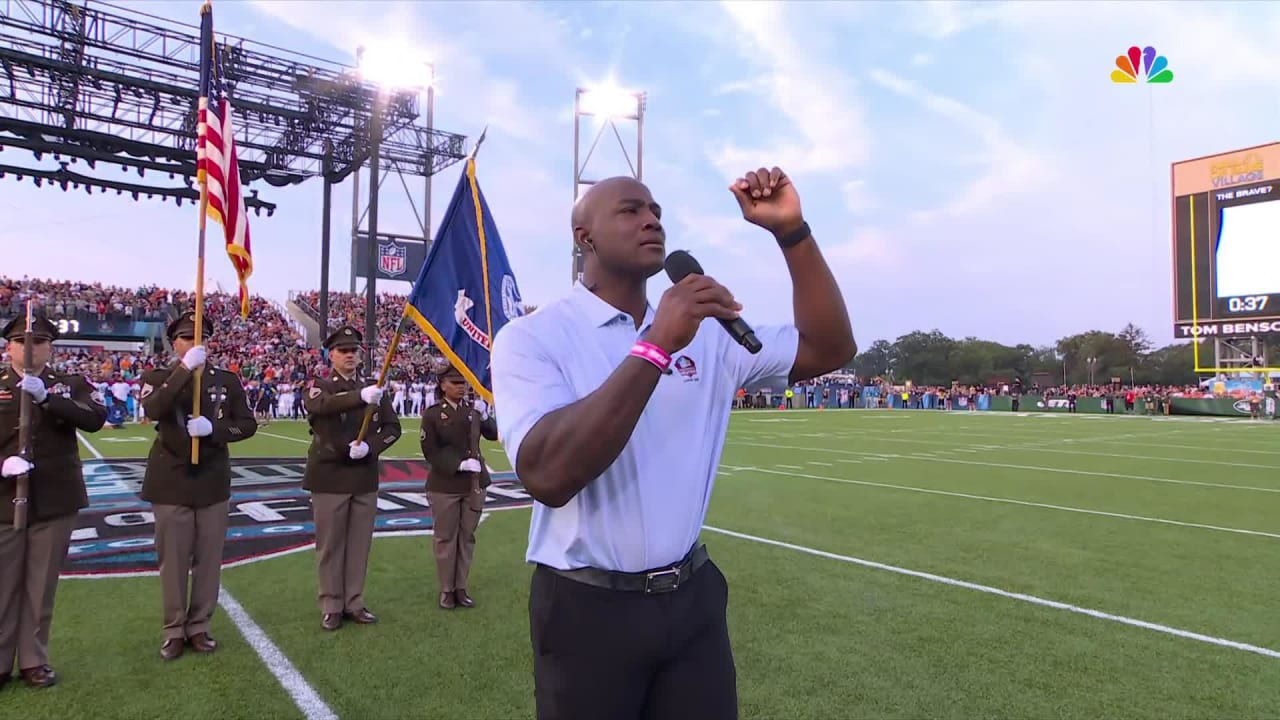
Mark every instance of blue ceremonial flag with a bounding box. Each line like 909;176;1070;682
405;145;523;404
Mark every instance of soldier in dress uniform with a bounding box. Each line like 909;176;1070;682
139;311;258;661
303;326;401;631
0;315;107;688
419;362;498;609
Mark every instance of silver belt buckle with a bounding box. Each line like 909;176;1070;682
644;567;681;594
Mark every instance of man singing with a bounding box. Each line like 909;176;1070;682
491;166;855;719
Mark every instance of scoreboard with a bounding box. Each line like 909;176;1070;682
1172;142;1280;340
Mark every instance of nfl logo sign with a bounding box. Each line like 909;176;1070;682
378;241;408;277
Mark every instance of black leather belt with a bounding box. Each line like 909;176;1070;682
543;544;709;594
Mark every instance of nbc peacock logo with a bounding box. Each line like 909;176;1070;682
1110;45;1173;84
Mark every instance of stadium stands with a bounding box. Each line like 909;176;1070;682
0;278;445;389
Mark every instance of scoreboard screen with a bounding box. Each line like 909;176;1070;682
1172;142;1280;340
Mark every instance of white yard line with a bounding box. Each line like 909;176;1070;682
1100;439;1280;457
217;588;338;720
733;441;1280;495
702;525;1280;661
1014;446;1280;470
256;430;309;444
721;465;1280;541
77;432;104;459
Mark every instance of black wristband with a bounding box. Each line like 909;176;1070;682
775;221;811;249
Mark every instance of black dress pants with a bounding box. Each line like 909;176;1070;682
529;558;738;720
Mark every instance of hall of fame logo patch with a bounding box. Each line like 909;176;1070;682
63;458;532;578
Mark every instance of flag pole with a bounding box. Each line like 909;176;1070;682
354;126;488;443
191;0;213;465
13;299;35;531
191;157;208;465
354;311;407;443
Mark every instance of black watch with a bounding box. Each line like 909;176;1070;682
775;221;811;249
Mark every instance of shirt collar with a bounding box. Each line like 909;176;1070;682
570;282;655;330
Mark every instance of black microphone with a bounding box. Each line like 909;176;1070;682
664;250;763;354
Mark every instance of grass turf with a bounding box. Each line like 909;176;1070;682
2;409;1278;718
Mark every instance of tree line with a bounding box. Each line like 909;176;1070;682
845;323;1260;388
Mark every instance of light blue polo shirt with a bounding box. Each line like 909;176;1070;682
491;282;798;573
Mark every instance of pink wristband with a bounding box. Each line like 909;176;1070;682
630;340;672;372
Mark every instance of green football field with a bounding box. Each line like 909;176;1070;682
4;409;1280;719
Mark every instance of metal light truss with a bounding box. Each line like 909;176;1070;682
571;85;646;284
0;0;467;211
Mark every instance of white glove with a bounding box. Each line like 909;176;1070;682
360;385;384;405
186;416;213;437
348;441;370;460
458;458;482;473
19;375;47;403
2;456;34;478
182;345;207;371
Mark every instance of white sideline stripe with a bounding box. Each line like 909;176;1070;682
702;525;1280;661
77;432;105;459
217;588;338;720
733;441;1280;495
257;430;309;444
721;465;1280;541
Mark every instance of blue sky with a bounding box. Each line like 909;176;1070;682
3;0;1279;348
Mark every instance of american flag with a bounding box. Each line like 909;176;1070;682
197;1;252;319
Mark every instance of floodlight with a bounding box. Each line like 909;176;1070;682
356;43;435;92
579;82;641;119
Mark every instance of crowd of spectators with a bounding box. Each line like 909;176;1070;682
1;278;443;391
0;276;176;321
292;290;445;382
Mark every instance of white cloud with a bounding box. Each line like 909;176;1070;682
866;67;1052;225
708;1;872;179
841;179;876;215
824;228;904;272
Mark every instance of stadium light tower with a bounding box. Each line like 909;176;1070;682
572;81;646;284
349;44;437;372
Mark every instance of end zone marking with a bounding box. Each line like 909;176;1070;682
217;588;337;720
703;525;1280;661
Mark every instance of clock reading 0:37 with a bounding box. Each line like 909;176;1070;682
1226;295;1270;313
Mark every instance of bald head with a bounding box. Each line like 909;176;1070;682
572;176;651;232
